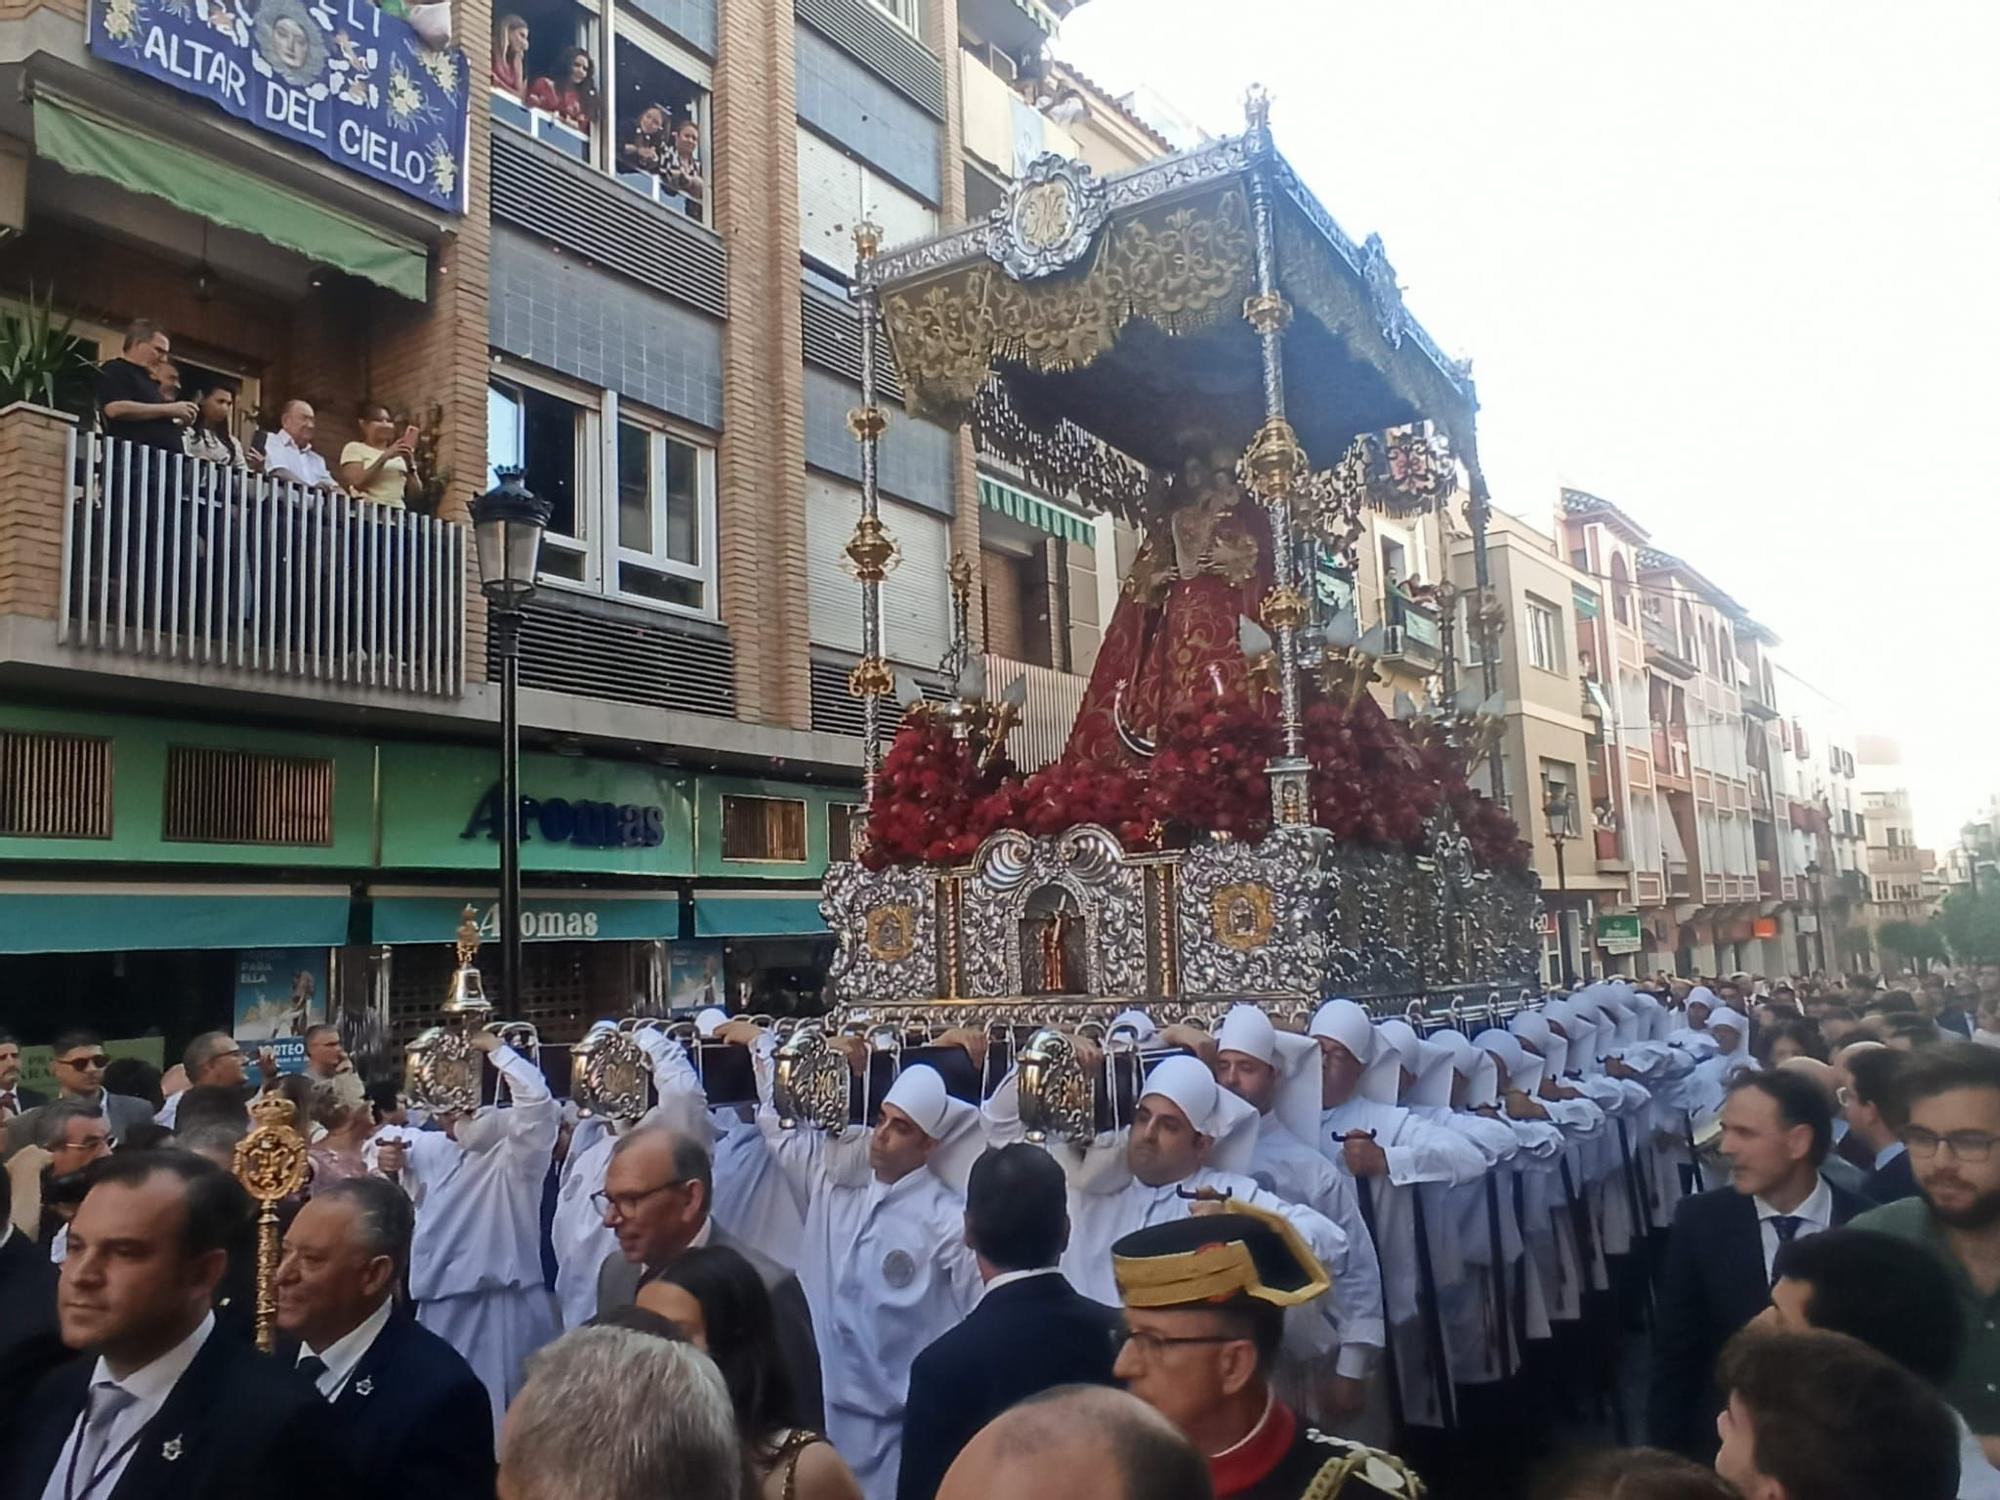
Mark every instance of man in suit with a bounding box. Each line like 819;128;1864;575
593;1122;823;1427
4;1032;153;1157
897;1144;1121;1500
1647;1067;1870;1458
7;1100;112;1245
0;1031;48;1135
1;1150;356;1500
1838;1043;1920;1203
0;1157;62;1410
276;1176;494;1498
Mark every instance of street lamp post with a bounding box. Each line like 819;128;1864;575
1543;778;1579;987
1805;859;1828;975
471;471;550;1014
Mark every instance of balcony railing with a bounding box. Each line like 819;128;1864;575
1666;859;1693;899
986;653;1086;773
60;434;465;696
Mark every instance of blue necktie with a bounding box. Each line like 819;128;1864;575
1770;1215;1804;1244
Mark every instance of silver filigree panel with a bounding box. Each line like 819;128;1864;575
1174;826;1335;999
959;825;1147;998
822;861;939;1006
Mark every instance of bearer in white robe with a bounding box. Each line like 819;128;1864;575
390;1030;561;1431
1308;1001;1487;1430
1475;1028;1584;1328
1685;1006;1753;1120
986;1049;1347;1316
1210;1004;1384;1430
550;1023;709;1329
755;1058;982;1500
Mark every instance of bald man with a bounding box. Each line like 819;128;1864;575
935;1385;1211;1500
1776;1056;1873;1200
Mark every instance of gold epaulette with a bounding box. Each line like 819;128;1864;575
1299;1430;1426;1500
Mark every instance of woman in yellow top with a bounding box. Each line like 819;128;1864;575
338;402;425;507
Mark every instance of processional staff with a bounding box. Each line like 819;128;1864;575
232;1090;311;1353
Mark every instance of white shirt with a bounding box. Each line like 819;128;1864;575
1754;1176;1834;1280
153;1092;181;1128
403;1045;559;1302
1249;1117;1384;1377
297;1295;394;1400
1956;1408;2000;1500
263;429;334;489
40;1313;213;1500
978;1265;1063;1304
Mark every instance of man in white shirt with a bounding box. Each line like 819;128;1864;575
9;1151;352;1500
263;400;336;490
276;1177;495;1497
381;1029;559;1431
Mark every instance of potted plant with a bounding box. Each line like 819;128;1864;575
0;290;98;425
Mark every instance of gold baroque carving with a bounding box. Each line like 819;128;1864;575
883;188;1254;420
1210;880;1276;952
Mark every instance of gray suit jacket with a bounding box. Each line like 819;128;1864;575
596;1221;824;1429
4;1090;154;1157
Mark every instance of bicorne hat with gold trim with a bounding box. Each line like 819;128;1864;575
1111;1198;1331;1309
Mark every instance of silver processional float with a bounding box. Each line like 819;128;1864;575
406;94;1549;1135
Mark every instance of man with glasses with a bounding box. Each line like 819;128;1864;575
1108;1202;1422;1500
590;1119;822;1431
4;1031;153;1158
155;1032;275;1129
1856;1042;2000;1468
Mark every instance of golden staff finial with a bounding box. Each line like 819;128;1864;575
232;1092;310;1353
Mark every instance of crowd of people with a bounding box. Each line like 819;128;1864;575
95;318;429;510
2;963;1998;1500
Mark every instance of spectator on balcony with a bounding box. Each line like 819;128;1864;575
264;399;336;490
664;118;704;214
97;318;197;455
492;13;529;100
339;402;424;509
527;46;596;135
185;382;247;466
620;102;672;175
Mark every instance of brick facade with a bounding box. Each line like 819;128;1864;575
0;404;73;621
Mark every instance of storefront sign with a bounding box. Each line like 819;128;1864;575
461;783;666;850
232;946;328;1073
1597;914;1643;955
89;0;469;212
370;892;678;945
1753;916;1780;939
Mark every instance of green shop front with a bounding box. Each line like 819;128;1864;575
0;704;856;1062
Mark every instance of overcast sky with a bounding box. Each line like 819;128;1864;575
1056;0;2000;847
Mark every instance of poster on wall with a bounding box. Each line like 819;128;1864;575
233;947;329;1074
667;941;726;1016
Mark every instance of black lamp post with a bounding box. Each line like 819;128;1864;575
1543;778;1579;987
471;470;549;1014
1805;859;1828;974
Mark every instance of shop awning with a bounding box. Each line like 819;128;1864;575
369;888;678;945
978;475;1095;547
693;892;827;938
0;883;350;953
33;95;429;300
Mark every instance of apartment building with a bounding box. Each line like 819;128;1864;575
1557;490;1802;979
0;0;1163;1055
1779;668;1873;973
1857;741;1942;961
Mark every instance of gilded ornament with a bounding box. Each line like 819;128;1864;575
848;656;894;699
1260;584;1307;632
233;1093;308;1353
865;904;919;963
1211;881;1276;951
847;405;888;441
1244;417;1307;501
1243;290;1291;334
843;515;899;581
853;219;882;263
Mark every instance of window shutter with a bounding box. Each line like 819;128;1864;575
807;476;950;666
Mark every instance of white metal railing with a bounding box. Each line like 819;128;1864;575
59;433;464;695
986;653;1087;773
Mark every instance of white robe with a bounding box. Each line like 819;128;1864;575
1249;1118;1385;1377
710;1108;807;1271
401;1044;561;1428
757;1103;979;1500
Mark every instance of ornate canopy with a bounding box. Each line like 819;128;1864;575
863;123;1484;497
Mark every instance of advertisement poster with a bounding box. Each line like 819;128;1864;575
667;941;726;1016
233;947;329;1073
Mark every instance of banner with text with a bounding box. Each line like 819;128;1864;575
233;946;329;1074
91;0;469;212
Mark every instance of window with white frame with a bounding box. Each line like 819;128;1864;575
489;365;718;617
1525;595;1563;673
1459;593;1495;666
864;0;919;35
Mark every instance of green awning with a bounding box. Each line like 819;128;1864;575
978;475;1095;547
693;893;827;938
34;95;428;300
0;885;350;953
1573;585;1601;621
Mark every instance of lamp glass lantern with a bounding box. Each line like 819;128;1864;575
472;470;552;607
1542;779;1578;842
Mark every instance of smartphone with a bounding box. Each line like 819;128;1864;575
400;424;420;447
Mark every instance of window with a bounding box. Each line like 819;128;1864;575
491;0;600;161
797;127;937;277
721;795;808;862
610;30;710;223
828;803;859;864
805;474;951;665
1611;553;1631;626
1525;595;1563;673
489;366;718;617
865;0;919;34
1379;534;1408;591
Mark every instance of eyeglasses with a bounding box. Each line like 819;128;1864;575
1111;1326;1245;1360
1904;1128;2000;1163
1836;1086;1853;1108
55;1054;109;1071
591;1179;688;1220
